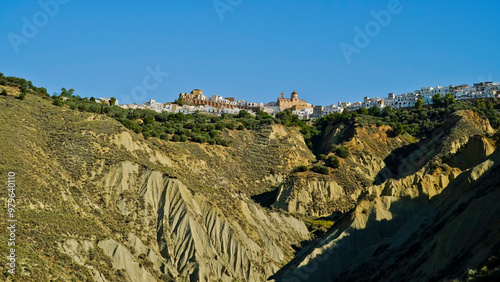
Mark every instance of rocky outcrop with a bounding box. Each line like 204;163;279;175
271;111;500;281
273;177;348;217
98;239;156;282
271;111;497;219
99;162;309;281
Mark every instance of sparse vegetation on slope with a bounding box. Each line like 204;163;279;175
0;83;315;281
2;72;499;281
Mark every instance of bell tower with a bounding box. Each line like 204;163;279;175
291;90;298;100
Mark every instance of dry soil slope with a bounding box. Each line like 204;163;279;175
271;111;500;281
272;121;413;218
0;94;312;281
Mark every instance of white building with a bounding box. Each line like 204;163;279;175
322;104;343;116
211;95;224;102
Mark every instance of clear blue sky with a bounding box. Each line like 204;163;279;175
1;0;499;106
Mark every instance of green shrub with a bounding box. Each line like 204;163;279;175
237;124;245;130
391;123;404;135
319;154;327;161
225;122;236;130
335;146;350;158
295;165;308;172
180;135;188;142
325;155;340;168
53;99;64;107
160;133;169;140
219;139;231;147
369;106;381;117
433;94;443;107
184;122;195;129
357;108;369;115
143;132;150;139
330;144;338;153
311;165;329;175
1;88;8;96
215;122;225;130
237;110;253;119
206;124;216;131
172;135;180;142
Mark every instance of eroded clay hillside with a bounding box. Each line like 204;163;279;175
1;90;499;282
0;94;314;281
271;111;500;281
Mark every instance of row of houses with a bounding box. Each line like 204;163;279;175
179;89;264;111
312;81;500;117
119;99;256;116
117;82;500;120
119;89;315;119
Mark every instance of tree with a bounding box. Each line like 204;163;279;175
18;92;26;100
319;154;327;161
68;88;75;96
61;87;68;97
432;93;442;107
19;84;27;94
256;110;272;120
215;122;225;130
206;124;216;131
392;123;404;135
109;97;117;106
90;97;96;102
1;88;7;96
174;97;184;106
357;108;369;115
444;93;455;106
369;106;381;117
38;87;48;97
383;106;393;116
144;116;154;124
237;110;253;119
416;98;424;109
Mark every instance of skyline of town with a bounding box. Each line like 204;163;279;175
114;80;500;119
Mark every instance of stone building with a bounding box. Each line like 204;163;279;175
277;90;313;111
179;89;260;111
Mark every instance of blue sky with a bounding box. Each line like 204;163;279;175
1;0;499;106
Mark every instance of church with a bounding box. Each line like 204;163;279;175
277;90;313;111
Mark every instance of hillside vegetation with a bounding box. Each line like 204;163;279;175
0;82;314;281
1;73;500;281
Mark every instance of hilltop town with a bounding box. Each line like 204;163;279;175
116;81;500;119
